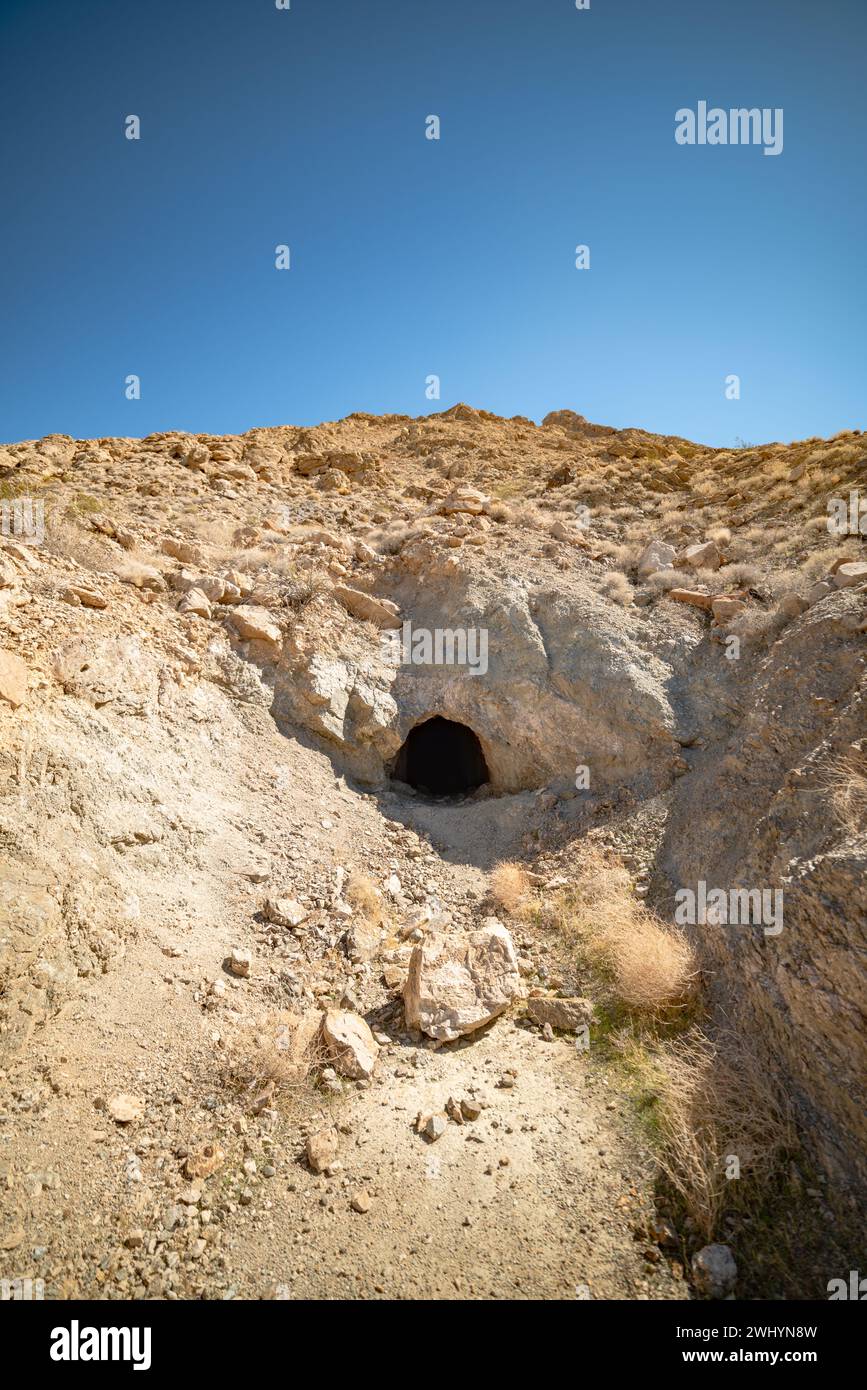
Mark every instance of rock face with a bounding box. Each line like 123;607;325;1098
321;1009;379;1079
274;564;679;794
403;919;521;1040
660;591;867;1203
0;649;28;707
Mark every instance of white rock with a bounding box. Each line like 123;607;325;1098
403;919;521;1041
636;538;677;578
229;948;252;978
321;1009;379;1079
691;1243;738;1298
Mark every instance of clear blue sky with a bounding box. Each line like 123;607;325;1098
1;0;864;447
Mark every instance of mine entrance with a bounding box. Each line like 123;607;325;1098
392;716;489;796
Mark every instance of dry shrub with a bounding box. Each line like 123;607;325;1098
650;1028;796;1240
44;514;114;571
546;848;696;1015
345;870;385;928
716;561;761;588
604;908;696;1013
824;747;867;836
222;1009;322;1105
645;567;682;593
489;860;530;915
706;525;732;545
601;571;633;606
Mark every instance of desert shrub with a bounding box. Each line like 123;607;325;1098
601;571;634;606
824;747;867;837
345;871;386;928
489;860;530;915
543;848;696;1016
222;1009;322;1105
646;1028;796;1240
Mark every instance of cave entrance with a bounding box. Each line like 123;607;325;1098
392;716;489;796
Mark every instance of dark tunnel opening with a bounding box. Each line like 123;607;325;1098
392;716;490;796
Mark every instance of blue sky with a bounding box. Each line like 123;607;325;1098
1;0;864;446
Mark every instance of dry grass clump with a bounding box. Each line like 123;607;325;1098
489;860;531;915
44;513;114;570
645;567;682;594
824;747;867;837
544;848;696;1016
222;1009;322;1105
601;571;634;606
345;870;386;928
646;1028;796;1240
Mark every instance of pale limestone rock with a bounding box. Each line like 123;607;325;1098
263;897;308;929
711;596;747;625
0;649;28;708
227;604;282;646
108;1093;144;1124
668;588;712;610
403;919;520;1041
333;584;401;629
678;541;721;571
321;1008;379;1079
306;1128;339;1174
833;561;867;588
637;538;677;578
178;587;212;618
526;996;595;1032
229;947;252;978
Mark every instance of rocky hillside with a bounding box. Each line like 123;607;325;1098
0;405;864;1300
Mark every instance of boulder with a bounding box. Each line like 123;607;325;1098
807;581;834;605
0;649;28;708
677;541;721;571
668;588;712;610
833;561;867;589
333;585;401;629
178;587;212;618
61;585;108;609
710;596;747;625
403;918;521;1041
227;604;282;646
321;1009;379;1079
526;996;595;1033
637;538;677;579
439;487;489;516
776;592;809;620
263;897;308;929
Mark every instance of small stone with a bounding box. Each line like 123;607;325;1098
229;948;252;978
459;1098;482;1121
691;1243;738;1299
306;1129;340;1175
107;1093;144;1125
424;1114;448;1142
264;897;308;929
350;1189;372;1214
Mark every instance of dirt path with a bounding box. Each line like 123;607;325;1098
0;712;687;1301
